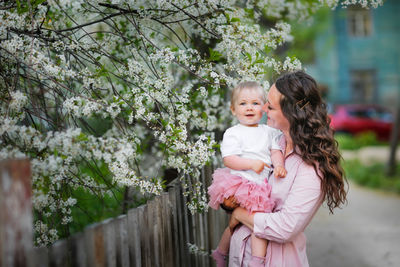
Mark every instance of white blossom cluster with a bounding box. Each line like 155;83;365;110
63;97;103;118
9;91;28;112
187;242;209;256
248;0;318;21
0;0;382;245
320;0;383;8
34;221;59;246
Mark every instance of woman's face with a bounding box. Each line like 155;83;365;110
263;84;290;133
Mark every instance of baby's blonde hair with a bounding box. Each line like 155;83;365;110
230;81;267;107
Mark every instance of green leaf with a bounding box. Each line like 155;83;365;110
245;52;252;61
225;13;231;23
136;144;143;154
16;0;47;14
160;119;168;127
264;45;271;54
16;0;22;13
208;48;222;62
75;132;88;142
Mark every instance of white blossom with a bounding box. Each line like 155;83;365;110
0;0;383;246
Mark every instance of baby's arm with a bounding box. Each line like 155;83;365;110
271;149;286;178
223;155;270;174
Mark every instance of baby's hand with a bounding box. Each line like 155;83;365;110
251;160;270;174
274;165;287;178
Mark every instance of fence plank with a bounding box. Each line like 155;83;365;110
127;207;141;267
154;197;162;267
115;215;129;267
200;167;211;267
160;192;174;267
191;210;199;267
175;182;188;266
84;222;106;267
208;207;229;267
181;176;194;266
197;212;207;266
168;186;180;267
68;232;86;267
146;199;160;267
138;205;151;267
0;159;32;267
28;246;48;267
103;218;116;267
49;239;69;267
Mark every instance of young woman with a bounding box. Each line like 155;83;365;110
228;71;347;267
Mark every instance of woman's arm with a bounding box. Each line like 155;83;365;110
251;163;322;243
224;155;270;174
229;207;255;232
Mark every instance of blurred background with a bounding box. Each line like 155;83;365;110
287;1;400;266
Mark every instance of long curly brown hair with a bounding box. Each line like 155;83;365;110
275;71;347;213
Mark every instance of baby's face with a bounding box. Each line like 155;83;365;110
231;88;264;127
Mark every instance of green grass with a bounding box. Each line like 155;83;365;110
336;132;400;194
343;160;400;194
335;132;387;150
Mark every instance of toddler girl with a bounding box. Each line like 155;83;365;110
208;81;286;267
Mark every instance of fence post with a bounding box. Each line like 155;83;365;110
0;159;32;267
127;207;141;267
49;239;69;267
68;232;86;267
115;214;129;267
160;192;174;267
28;247;48;267
138;205;151;267
168;186;180;267
84;222;106;267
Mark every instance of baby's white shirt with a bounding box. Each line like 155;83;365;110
220;124;282;184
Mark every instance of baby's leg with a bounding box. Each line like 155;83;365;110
251;232;268;257
212;227;231;267
249;233;268;266
217;227;232;254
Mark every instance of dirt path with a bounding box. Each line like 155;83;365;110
341;146;400;165
306;181;400;267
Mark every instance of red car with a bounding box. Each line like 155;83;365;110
328;104;393;140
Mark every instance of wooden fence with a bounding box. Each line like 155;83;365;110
0;159;228;267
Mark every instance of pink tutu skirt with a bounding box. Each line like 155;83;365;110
207;168;275;213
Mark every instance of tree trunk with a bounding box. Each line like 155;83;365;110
386;106;400;176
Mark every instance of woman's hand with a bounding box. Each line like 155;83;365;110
222;196;239;210
231;207;256;231
229;213;241;234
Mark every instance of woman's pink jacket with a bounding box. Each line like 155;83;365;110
229;137;323;267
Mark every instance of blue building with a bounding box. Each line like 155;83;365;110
307;0;400;106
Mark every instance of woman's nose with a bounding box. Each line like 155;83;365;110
262;103;269;113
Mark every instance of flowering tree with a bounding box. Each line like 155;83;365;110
0;0;382;245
